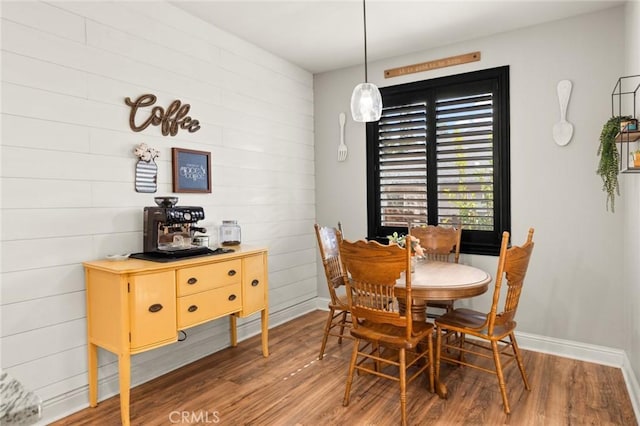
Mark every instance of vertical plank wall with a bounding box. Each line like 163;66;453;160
0;1;317;422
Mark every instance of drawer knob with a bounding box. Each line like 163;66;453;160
251;279;259;287
228;294;237;301
188;305;198;312
228;270;236;276
187;277;198;285
148;304;163;313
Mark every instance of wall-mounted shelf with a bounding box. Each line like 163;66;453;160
614;130;640;143
612;75;640;173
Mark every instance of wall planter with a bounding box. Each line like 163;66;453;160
599;75;640;212
133;143;160;193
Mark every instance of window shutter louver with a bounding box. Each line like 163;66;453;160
436;93;495;230
378;102;428;227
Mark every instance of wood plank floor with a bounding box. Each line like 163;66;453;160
53;310;637;425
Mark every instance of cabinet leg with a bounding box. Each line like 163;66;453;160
119;353;131;426
87;342;98;407
229;315;238;347
261;309;269;357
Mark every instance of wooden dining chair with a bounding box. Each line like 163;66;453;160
314;223;352;360
435;228;535;414
340;234;434;426
409;224;462;317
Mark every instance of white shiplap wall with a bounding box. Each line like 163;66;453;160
0;1;316;422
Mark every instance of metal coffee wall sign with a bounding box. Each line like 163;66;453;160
125;94;201;137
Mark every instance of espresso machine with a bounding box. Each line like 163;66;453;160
131;197;232;261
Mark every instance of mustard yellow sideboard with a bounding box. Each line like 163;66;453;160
83;246;269;426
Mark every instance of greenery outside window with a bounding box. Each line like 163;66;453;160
366;66;511;255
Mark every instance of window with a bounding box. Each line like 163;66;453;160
366;66;510;255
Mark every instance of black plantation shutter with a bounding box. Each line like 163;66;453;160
378;103;428;227
367;66;510;255
436;92;494;230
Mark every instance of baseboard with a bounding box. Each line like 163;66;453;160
515;331;626;367
316;296;332;310
38;299;318;425
622;351;640;421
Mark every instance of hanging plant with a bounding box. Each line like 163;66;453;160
597;116;629;212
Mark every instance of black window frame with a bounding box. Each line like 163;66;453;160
366;66;511;256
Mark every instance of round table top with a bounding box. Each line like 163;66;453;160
395;260;492;301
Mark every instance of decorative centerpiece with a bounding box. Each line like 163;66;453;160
387;232;425;272
386;232;425;257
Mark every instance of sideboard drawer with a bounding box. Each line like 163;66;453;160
176;260;241;297
177;283;242;329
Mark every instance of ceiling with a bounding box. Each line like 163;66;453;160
170;0;624;74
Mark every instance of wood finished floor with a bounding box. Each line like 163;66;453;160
53;310;637;425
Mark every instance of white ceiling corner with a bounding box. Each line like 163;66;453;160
169;0;624;74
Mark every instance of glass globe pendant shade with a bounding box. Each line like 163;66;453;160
350;82;382;122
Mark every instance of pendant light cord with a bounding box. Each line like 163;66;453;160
363;0;368;83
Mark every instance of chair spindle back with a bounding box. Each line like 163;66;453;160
339;235;413;338
488;228;535;334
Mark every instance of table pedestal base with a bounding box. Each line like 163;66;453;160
397;298;427;323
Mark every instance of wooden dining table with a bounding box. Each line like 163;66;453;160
395;259;492;321
395;258;492;397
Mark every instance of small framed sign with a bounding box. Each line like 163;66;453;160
172;148;211;193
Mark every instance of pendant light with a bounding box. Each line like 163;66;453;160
350;0;382;122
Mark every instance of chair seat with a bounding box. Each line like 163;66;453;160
350;320;434;349
330;294;349;310
436;308;516;339
427;300;453;309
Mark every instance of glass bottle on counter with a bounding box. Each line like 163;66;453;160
219;220;241;246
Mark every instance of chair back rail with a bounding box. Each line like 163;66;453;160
409;224;462;263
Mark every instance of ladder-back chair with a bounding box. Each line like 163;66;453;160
409;224;462;316
340;235;434;426
314;223;351;360
435;228;535;414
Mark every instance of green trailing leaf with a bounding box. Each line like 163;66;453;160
597;116;630;212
